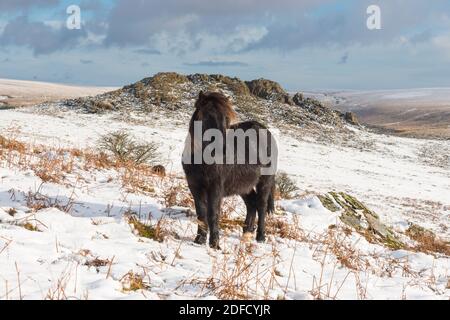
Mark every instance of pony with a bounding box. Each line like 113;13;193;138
182;91;277;249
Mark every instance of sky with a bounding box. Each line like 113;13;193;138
0;0;449;90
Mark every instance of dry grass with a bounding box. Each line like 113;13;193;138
162;181;194;208
126;214;174;242
265;214;305;241
406;224;450;256
0;132;169;198
84;257;113;274
22;222;40;232
120;271;150;292
179;243;282;299
6;208;17;217
24;184;76;213
219;217;244;231
0;135;26;153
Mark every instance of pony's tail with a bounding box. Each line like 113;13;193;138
267;183;276;214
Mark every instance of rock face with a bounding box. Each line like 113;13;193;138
344;112;359;125
245;78;293;105
292;93;304;105
319;192;404;249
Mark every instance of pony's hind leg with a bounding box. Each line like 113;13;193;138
255;176;274;243
207;186;222;249
192;188;208;245
242;190;257;237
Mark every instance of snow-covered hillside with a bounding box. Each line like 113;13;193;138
0;105;448;300
304;88;450;139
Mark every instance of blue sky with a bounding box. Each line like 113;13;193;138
0;0;449;90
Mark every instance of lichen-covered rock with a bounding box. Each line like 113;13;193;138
319;192;404;249
245;78;293;105
292;92;304;105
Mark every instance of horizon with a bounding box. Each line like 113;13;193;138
4;74;450;94
1;1;450;90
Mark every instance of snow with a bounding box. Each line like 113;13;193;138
310;88;450;107
0;107;449;300
0;78;116;106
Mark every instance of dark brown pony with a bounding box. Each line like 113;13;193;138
182;91;277;249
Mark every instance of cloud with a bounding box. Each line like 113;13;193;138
133;48;161;55
79;0;104;12
2;0;449;56
80;59;93;64
432;34;450;52
184;60;248;67
0;16;88;55
338;52;349;64
0;0;59;12
98;0;450;56
103;0;328;48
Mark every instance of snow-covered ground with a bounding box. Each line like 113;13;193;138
0;79;116;107
0;107;448;300
304;88;450;109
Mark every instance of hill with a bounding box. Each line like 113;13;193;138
307;88;450;139
0;78;116;108
35;72;360;143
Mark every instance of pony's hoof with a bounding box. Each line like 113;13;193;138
243;226;256;233
241;232;254;242
256;235;266;243
194;235;207;245
209;240;221;250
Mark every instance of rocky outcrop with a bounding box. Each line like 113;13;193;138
319;192;404;249
245;78;293;105
344;112;359;125
36;72;362;143
292;93;304;105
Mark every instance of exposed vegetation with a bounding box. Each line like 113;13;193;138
98;130;160;165
275;172;298;199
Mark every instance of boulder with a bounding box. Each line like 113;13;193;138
344;112;359;125
292;92;304;106
245;78;293;105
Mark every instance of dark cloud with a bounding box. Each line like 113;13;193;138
80;59;93;64
0;0;59;12
243;0;445;52
0;16;87;55
338;52;349;64
103;0;449;52
184;60;248;67
409;30;433;45
0;0;448;58
134;48;161;55
79;0;104;12
103;0;328;47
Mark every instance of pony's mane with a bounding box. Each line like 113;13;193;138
194;92;237;126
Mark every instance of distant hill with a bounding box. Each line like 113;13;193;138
0;78;116;108
307;88;450;139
